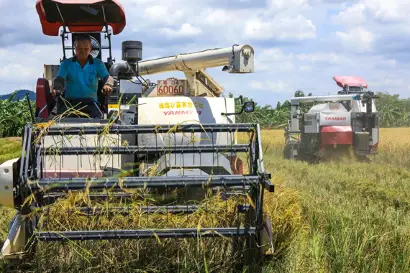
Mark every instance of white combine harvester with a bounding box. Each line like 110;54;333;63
283;76;380;162
0;0;274;269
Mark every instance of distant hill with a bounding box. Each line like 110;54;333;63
0;90;35;101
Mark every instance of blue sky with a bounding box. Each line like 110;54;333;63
0;0;409;107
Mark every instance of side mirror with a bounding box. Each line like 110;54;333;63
222;65;231;72
221;96;255;116
243;101;255;113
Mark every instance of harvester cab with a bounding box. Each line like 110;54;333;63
283;76;379;162
0;0;274;269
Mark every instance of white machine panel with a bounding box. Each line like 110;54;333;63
308;102;348;114
137;96;236;147
319;111;351;126
0;158;18;209
352;99;377;113
42;123;122;178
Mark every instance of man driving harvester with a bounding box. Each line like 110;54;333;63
52;34;114;118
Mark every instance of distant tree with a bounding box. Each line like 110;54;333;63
294;90;305;97
281;100;291;110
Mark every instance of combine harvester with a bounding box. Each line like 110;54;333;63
0;0;274;269
283;76;379;162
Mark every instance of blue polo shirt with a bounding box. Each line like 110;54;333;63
56;56;109;101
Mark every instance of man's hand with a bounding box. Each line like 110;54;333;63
51;89;62;99
102;84;113;95
51;89;63;99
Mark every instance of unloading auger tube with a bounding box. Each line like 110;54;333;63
0;122;274;265
108;44;254;97
137;44;255;75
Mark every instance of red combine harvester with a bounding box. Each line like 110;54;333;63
0;0;274;270
284;76;379;162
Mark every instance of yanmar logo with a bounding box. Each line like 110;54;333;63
164;110;202;116
325;116;347;121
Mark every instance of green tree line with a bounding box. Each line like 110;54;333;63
1;90;410;138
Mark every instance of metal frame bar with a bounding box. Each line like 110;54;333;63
290;94;358;105
64;204;250;215
42;144;250;156
75;205;200;215
41;123;258;136
30;175;260;191
36;227;256;242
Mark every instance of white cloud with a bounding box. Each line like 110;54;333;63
144;5;168;17
159;23;202;38
203;9;232;25
0;64;37;84
336;27;374;53
299;65;312;71
296;52;349;65
249;81;265;90
249;80;290;92
244;15;316;41
143;5;185;25
334;0;410;26
261;48;293;60
332;3;366;26
362;0;403;23
383;59;397;67
0;44;61;85
332;1;410;54
257;48;295;71
268;0;309;12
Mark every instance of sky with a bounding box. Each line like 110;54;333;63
0;0;410;107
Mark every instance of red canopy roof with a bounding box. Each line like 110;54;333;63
35;0;126;36
333;76;368;89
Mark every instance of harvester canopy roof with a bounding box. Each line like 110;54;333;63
333;76;368;89
35;0;126;36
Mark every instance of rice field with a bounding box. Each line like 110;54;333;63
0;128;409;272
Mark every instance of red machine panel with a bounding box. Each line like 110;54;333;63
35;78;51;118
36;0;126;36
321;126;353;145
333;76;368;88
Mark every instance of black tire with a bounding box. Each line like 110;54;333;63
283;140;298;160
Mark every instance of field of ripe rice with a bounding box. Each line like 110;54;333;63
260;128;410;273
0;128;410;272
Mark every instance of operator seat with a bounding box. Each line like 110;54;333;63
35;78;54;118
